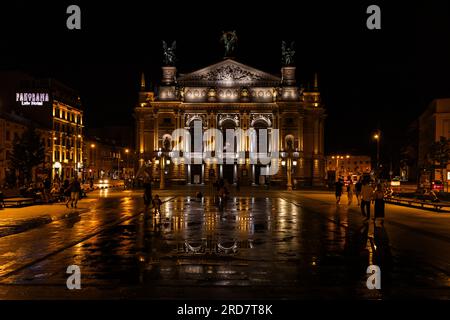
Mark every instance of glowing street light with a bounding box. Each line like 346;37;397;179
373;130;381;170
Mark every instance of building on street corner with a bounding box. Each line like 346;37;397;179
0;71;84;184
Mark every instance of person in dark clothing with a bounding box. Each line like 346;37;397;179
143;179;152;213
355;178;362;205
152;194;162;215
335;179;344;204
43;176;51;202
374;183;385;225
68;177;81;208
63;179;71;206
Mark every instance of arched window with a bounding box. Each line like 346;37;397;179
252;120;269;154
221;119;237;153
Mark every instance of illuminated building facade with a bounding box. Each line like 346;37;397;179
135;58;326;187
418;98;450;184
0;72;84;182
324;154;371;184
0;113;53;185
83;136;135;181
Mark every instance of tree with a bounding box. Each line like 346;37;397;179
8;127;45;185
428;136;450;183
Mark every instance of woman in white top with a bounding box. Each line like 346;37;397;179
347;181;355;205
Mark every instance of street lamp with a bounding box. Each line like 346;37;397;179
281;148;299;191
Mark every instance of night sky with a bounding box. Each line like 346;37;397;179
1;1;450;169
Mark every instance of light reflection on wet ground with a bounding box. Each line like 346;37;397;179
0;192;448;299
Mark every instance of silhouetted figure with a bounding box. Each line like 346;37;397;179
69;177;81;208
152;194;162;215
335;179;344;204
63;179;71;207
143;180;152;213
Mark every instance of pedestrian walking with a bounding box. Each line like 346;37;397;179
355;177;362;205
63;179;71;207
374;183;385;225
143;179;152;213
335;178;344;204
152;194;162;215
68;177;81;208
360;179;374;221
43;176;51;203
347;180;355;205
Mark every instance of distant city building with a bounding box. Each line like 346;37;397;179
324;154;371;184
0;71;84;182
0;112;52;185
418;98;450;185
135;51;326;187
399;120;419;182
83;136;135;181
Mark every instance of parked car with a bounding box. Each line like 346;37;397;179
432;180;444;191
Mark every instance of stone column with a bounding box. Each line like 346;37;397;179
139;118;145;166
162;66;177;85
312;116;321;186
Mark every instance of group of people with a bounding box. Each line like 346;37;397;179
335;177;385;224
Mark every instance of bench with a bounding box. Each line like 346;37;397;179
3;197;35;207
385;197;450;212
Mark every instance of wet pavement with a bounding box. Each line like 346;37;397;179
0;188;449;299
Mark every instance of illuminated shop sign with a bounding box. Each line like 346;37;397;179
16;92;50;106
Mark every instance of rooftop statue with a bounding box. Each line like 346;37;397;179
162;40;176;66
221;31;238;58
281;41;295;66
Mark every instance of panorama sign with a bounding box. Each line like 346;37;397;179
16;92;50;106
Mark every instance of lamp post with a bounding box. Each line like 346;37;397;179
281;148;299;191
117;152;120;180
125;149;129;178
90;144;96;179
157;148;166;189
373;130;381;174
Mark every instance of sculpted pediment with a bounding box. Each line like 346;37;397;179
177;59;280;87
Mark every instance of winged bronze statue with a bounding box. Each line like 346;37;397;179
162;40;177;66
281;41;295;66
221;31;238;58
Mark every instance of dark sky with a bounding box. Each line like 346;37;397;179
1;1;450;166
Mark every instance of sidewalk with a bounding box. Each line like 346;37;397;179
0;199;95;238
